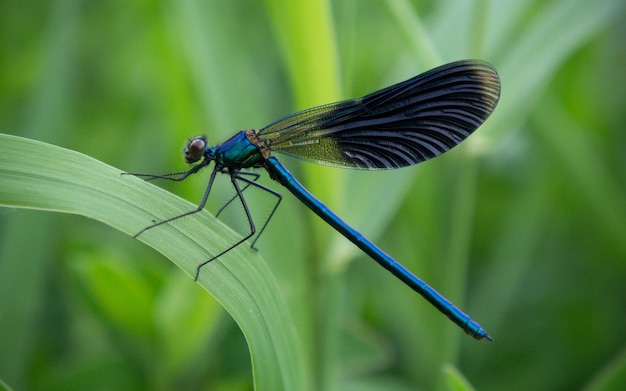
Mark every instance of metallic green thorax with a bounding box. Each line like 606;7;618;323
211;129;266;169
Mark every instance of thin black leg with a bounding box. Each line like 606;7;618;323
234;173;282;249
215;171;261;218
195;172;257;281
133;166;219;237
123;162;206;182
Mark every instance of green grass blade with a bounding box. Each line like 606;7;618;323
0;378;13;391
0;133;304;391
442;363;476;391
583;348;626;391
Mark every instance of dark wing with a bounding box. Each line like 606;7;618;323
257;60;501;170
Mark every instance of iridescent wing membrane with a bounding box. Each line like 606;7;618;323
259;60;500;169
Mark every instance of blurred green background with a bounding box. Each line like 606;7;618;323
1;0;625;390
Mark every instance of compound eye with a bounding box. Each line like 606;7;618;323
185;137;207;163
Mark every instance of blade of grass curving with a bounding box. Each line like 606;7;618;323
0;134;304;391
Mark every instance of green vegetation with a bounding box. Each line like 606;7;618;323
1;1;624;390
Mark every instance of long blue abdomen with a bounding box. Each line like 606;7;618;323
265;156;490;340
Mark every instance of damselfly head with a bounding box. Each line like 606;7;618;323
184;136;207;164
